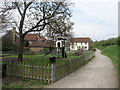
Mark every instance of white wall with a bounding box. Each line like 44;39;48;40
70;42;89;50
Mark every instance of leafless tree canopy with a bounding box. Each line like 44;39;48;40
1;1;73;36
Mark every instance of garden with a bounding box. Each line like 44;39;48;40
2;50;92;65
2;50;94;88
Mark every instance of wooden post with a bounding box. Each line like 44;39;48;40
26;62;28;79
48;64;50;83
25;62;27;79
38;63;40;80
9;60;13;76
28;62;30;79
19;62;21;78
13;62;15;76
51;64;54;83
53;65;55;82
44;64;47;82
16;62;18;77
32;63;33;80
22;62;24;80
41;64;43;81
17;62;19;77
35;63;37;80
24;62;26;79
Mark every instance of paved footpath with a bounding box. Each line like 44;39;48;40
45;49;118;88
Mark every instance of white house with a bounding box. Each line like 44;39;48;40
70;37;90;50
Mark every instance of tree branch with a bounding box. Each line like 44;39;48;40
15;2;22;16
23;22;50;37
23;2;62;37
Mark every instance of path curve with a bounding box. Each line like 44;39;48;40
45;49;118;88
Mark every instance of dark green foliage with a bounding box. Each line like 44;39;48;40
23;47;30;52
118;36;120;45
49;45;55;52
44;48;50;54
91;48;96;51
2;37;18;51
24;40;29;47
115;36;120;45
91;37;118;48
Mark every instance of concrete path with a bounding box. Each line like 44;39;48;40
45;49;118;88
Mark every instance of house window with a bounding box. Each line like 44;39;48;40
85;42;87;44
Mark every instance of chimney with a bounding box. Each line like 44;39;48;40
13;27;16;44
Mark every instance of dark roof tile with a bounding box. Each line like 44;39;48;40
24;34;37;41
71;37;90;42
29;41;50;47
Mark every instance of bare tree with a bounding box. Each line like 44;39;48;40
45;17;74;42
2;0;73;62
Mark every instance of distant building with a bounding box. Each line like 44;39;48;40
70;37;90;50
24;34;50;52
3;27;51;52
3;27;20;45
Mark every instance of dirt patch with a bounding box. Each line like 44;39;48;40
2;76;23;88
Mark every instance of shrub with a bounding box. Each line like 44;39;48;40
2;37;18;51
91;48;96;51
44;48;50;54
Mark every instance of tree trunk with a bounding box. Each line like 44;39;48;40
18;36;24;63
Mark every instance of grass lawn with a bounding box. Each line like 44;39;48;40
2;50;92;65
3;51;89;64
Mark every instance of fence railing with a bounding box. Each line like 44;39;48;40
5;62;53;83
53;52;95;82
3;51;94;83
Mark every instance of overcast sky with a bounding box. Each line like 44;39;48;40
0;0;119;41
70;0;119;41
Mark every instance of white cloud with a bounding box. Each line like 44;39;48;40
70;0;118;41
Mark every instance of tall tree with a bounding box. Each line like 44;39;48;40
2;0;72;62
